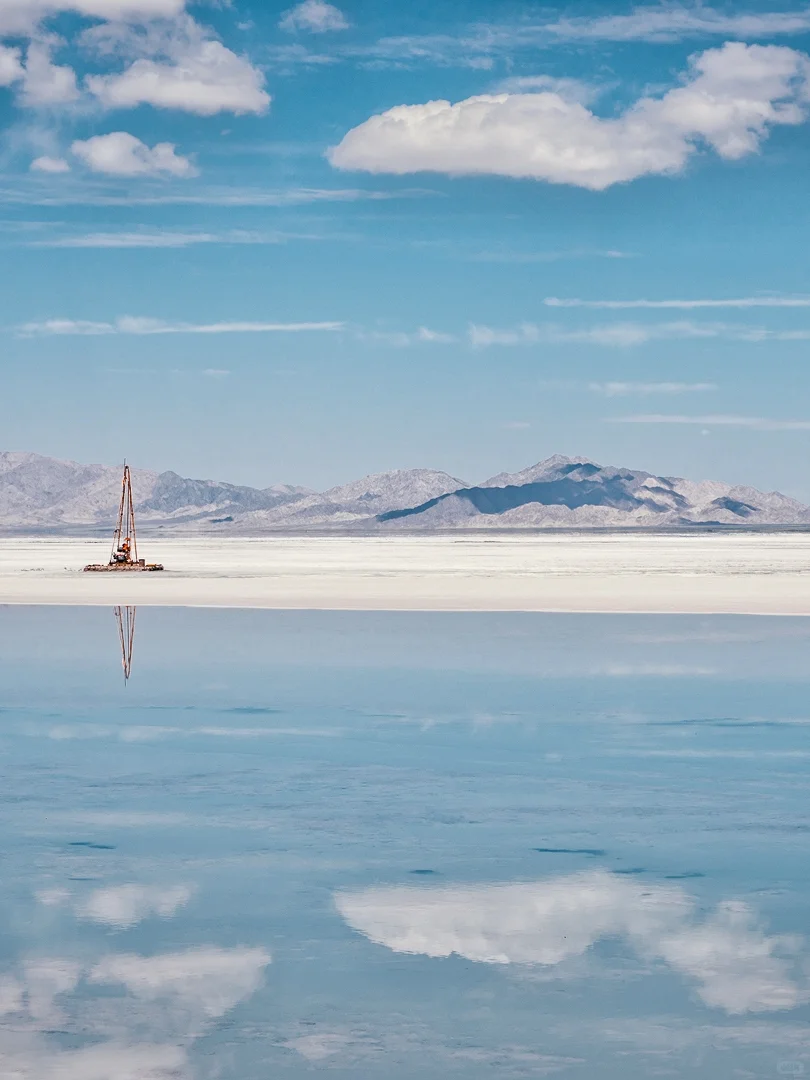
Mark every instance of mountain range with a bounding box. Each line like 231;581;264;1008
1;450;809;532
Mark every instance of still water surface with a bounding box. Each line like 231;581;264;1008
1;608;809;1078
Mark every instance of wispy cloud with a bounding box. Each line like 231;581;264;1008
597;663;718;676
357;326;457;346
545;296;810;309
0;185;432;207
733;328;810;341
471;321;810;347
617;748;810;759
306;32;498;71
469;323;540;347
471;249;633;264
270;8;810;71
360;7;810;64
491;74;600;102
470;321;722;347
415;326;456;343
279;0;349;34
43;722;341;740
18;316;345;337
589;381;718;396
262;41;339;68
16;317;459;346
544;7;810;43
609;414;810;431
26;229;321;248
16;314;810;349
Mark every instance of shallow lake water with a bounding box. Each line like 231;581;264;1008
1;607;809;1078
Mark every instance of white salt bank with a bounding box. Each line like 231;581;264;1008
1;534;809;614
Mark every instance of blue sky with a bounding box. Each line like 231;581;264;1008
2;1;810;495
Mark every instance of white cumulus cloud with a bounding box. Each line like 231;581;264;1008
329;43;810;189
337;871;807;1014
2;6;269;122
86;16;270;116
71;131;197;176
30;154;71;172
19;40;79;106
0;42;23;84
280;0;349;33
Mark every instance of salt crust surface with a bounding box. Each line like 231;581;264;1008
1;535;809;614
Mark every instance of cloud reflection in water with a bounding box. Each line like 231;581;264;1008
336;871;807;1015
0;944;270;1079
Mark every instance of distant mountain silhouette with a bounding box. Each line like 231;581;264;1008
1;451;808;531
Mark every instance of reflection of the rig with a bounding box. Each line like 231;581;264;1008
114;605;136;684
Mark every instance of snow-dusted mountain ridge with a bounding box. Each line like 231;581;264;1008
380;455;810;528
1;451;808;531
235;469;468;528
0;452;310;528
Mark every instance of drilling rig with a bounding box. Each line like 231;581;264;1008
84;464;164;572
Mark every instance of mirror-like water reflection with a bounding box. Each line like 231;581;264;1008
0;608;809;1078
114;605;136;684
